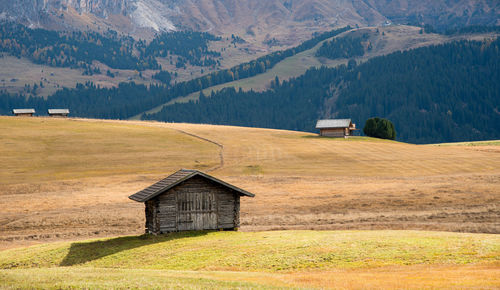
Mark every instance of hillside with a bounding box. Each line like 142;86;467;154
136;24;500;118
144;34;500;144
0;1;498;100
1;117;499;250
2;0;498;44
2;25;499;144
0;230;499;288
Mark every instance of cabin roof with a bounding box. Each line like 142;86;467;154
12;109;35;114
48;109;70;114
316;119;352;129
129;169;255;202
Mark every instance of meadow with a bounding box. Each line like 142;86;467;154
0;116;499;288
1;117;499;249
0;230;499;288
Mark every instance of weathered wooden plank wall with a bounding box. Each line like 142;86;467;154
321;128;347;137
145;175;239;233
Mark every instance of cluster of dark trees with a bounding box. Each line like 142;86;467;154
316;33;370;59
418;24;500;35
142;66;345;132
0;22;154;71
440;25;500;35
0;82;171;119
231;34;246;44
444;25;500;35
152;71;172;85
144;38;500;144
363;118;396;140
143;31;222;67
0;22;224;71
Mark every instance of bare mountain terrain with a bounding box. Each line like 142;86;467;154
1;0;498;46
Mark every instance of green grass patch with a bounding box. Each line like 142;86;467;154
432;140;500;146
1;231;498;272
243;165;264;175
0;268;283;289
301;135;401;143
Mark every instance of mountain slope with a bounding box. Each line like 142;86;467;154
1;0;498;46
140;25;498;113
144;37;500;144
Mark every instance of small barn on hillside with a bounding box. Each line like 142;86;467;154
12;109;35;117
316;119;357;137
48;109;70;117
129;169;255;234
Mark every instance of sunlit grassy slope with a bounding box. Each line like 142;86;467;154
2;117;498;184
0;118;499;288
0;117;219;185
160;123;500;177
1;117;499;247
0;230;499;289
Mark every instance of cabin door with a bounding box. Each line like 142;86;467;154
177;191;217;231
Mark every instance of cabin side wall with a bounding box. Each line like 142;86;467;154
320;128;347;137
217;190;238;230
145;199;159;234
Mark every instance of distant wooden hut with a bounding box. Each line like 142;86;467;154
316;119;358;137
48;109;70;117
129;169;255;234
12;109;35;117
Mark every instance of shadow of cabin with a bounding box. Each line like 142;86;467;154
59;231;209;266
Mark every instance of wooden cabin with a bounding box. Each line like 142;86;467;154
316;119;358;137
129;169;255;234
12;109;35;117
48;109;70;117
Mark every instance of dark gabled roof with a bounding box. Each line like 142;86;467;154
129;169;255;202
316;119;352;129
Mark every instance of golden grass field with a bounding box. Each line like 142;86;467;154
0;116;499;288
0;116;499;250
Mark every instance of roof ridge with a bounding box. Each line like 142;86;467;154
128;169;254;202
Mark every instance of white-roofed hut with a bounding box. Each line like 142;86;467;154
48;109;70;117
12;109;35;117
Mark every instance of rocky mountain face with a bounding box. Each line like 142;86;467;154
0;0;130;18
0;0;498;43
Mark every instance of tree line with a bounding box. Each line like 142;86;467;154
0;26;351;120
0;22;223;71
316;33;370;59
2;26;498;143
143;38;500;144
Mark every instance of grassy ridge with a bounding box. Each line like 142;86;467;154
1;265;499;289
1;231;498;271
0;117;219;184
0;231;499;289
0;268;276;289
